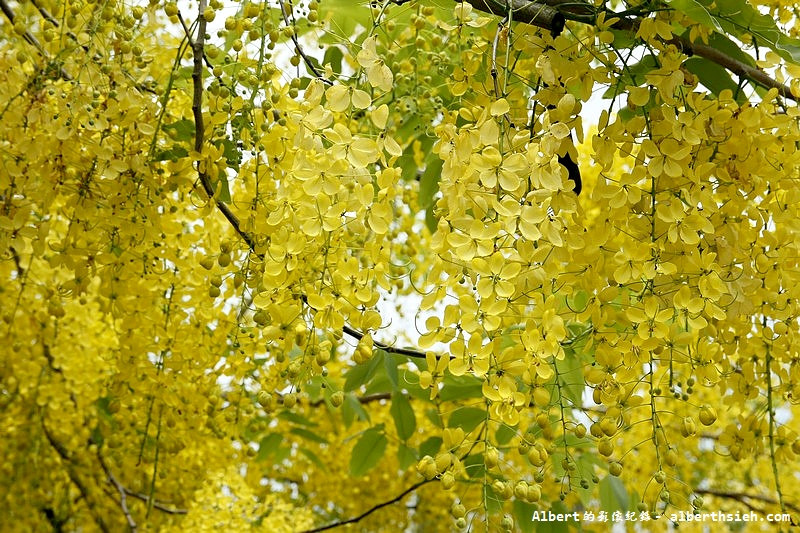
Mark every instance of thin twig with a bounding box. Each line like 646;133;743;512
301;479;433;532
98;455;138;532
122;489;188;515
308;392;391;407
278;0;333;85
694;487;800;517
0;0;71;79
42;424;111;533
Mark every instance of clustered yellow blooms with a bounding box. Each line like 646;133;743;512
1;0;800;531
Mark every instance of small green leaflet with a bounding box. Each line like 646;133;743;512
513;499;538;533
162;119;195;142
556;349;585;408
439;374;484;401
290;427;329;444
344;350;385;391
665;0;723;32
684;57;747;104
342;392;370;427
256;433;284;462
600;475;629;514
397;443;417;470
668;0;800;64
419;155;443;234
390;392;416;441
153;145;188;162
418;156;443;209
419;436;442;458
349;426;387;476
447;406;487;433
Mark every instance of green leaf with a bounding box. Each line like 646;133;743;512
703;32;757;68
462;453;485;478
342;392;370;427
418;156;442;209
390;392;416;441
214;171;232;203
363;372;394;395
439;374;484;401
398;443;417;470
599;475;629;514
278;410;317;427
153;145;188;162
610;28;636;49
384;351;399;389
513;499;538;533
214;138;242;170
256;433;284;462
719;0;800;64
94;397;115;423
448;406;487;433
318;0;373;41
680;0;800;64
425;207;438;234
162;119;195;142
349;427;387;476
484;483;504;515
323;46;344;74
419;436;443;457
300;447;326;469
344;351;385;391
290;427;329;444
425;408;443;428
556;349;585;408
665;0;723;32
495;423;517;445
684;57;746;104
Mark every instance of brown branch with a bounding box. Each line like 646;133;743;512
468;0;798;102
0;0;70;80
694;487;800;518
27;0;157;95
42;424;111;533
29;0;88;53
467;0;565;36
677;39;796;101
122;489;188;515
301;479;433;532
98;455;137;532
278;0;332;85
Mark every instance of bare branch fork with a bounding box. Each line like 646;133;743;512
98;455;138;532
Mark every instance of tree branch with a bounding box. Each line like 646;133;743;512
98;455;137;532
676;38;796;101
301;479;433;532
467;0;565;36
121;489;188;515
0;0;70;79
185;3;430;360
694;487;800;519
468;0;798;102
278;0;332;85
42;424;111;533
